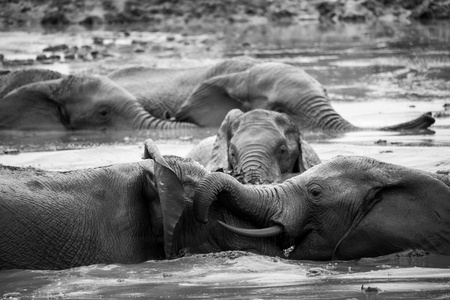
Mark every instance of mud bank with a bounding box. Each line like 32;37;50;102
1;0;449;30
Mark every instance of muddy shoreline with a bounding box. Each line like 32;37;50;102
1;0;449;30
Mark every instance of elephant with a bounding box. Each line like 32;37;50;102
0;139;285;270
187;109;321;184
193;155;450;260
0;69;194;130
1;58;435;132
109;57;435;132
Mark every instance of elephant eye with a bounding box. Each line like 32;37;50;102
279;145;287;155
97;107;110;119
308;183;323;198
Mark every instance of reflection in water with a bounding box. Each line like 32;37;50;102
1;252;450;299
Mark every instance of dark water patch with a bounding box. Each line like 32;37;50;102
0;128;216;153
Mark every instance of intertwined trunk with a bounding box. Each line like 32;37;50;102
193;172;305;246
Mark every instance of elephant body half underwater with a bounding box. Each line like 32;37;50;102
0;140;282;270
0;58;435;131
110;58;435;132
0;69;194;131
194;155;450;260
2;139;449;269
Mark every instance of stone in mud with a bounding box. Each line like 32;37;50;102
41;11;70;26
43;44;69;52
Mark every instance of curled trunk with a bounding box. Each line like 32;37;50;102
193;172;304;246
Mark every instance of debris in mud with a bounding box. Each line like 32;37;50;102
0;30;220;67
374;139;387;146
435;103;450;118
306;267;332;277
437;170;450;175
3;149;20;155
361;285;383;299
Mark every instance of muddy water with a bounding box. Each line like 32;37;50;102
1;21;450;299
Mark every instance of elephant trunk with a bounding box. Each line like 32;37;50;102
235;148;281;184
193;173;303;243
289;94;435;131
377;112;435;131
290;94;357;131
126;104;198;130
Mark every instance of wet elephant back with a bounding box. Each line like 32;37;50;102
108;67;207;120
107;59;258;121
0;69;62;99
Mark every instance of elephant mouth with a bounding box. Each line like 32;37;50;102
226;169;277;185
216;219;297;254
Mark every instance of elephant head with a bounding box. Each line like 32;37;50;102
193;156;450;260
144;139;282;259
0;69;194;131
207;108;321;184
175;60;435;131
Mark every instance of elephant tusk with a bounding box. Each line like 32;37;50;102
217;220;283;238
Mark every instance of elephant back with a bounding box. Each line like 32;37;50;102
0;69;62;99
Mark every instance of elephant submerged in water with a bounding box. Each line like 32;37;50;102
0;58;434;132
2;140;450;269
0;69;194;130
0;140;283;270
110;57;435;132
194;156;450;260
187;109;321;184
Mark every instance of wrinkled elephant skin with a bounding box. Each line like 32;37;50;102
0;139;282;270
0;70;193;131
187;109;321;184
1;58;435;131
194;156;450;260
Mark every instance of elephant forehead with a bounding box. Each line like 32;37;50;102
232;127;286;147
61;75;135;102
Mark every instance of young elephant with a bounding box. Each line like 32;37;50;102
194;156;450;260
186;109;321;184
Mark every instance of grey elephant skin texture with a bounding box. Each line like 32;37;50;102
0;69;193;131
0;57;435;131
194;155;450;260
187;109;321;184
0;140;284;270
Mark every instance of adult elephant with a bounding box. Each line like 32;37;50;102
187;109;321;184
0;69;193;130
194;156;450;260
0;139;283;270
110;57;435;131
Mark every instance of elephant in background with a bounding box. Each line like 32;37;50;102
1;57;435;132
0;69;194;131
187;109;321;184
109;57;435;132
194;156;450;260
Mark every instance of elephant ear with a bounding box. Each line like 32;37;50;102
298;138;321;173
175;72;250;127
333;160;450;259
206;109;244;172
143;139;186;258
0;78;70;130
